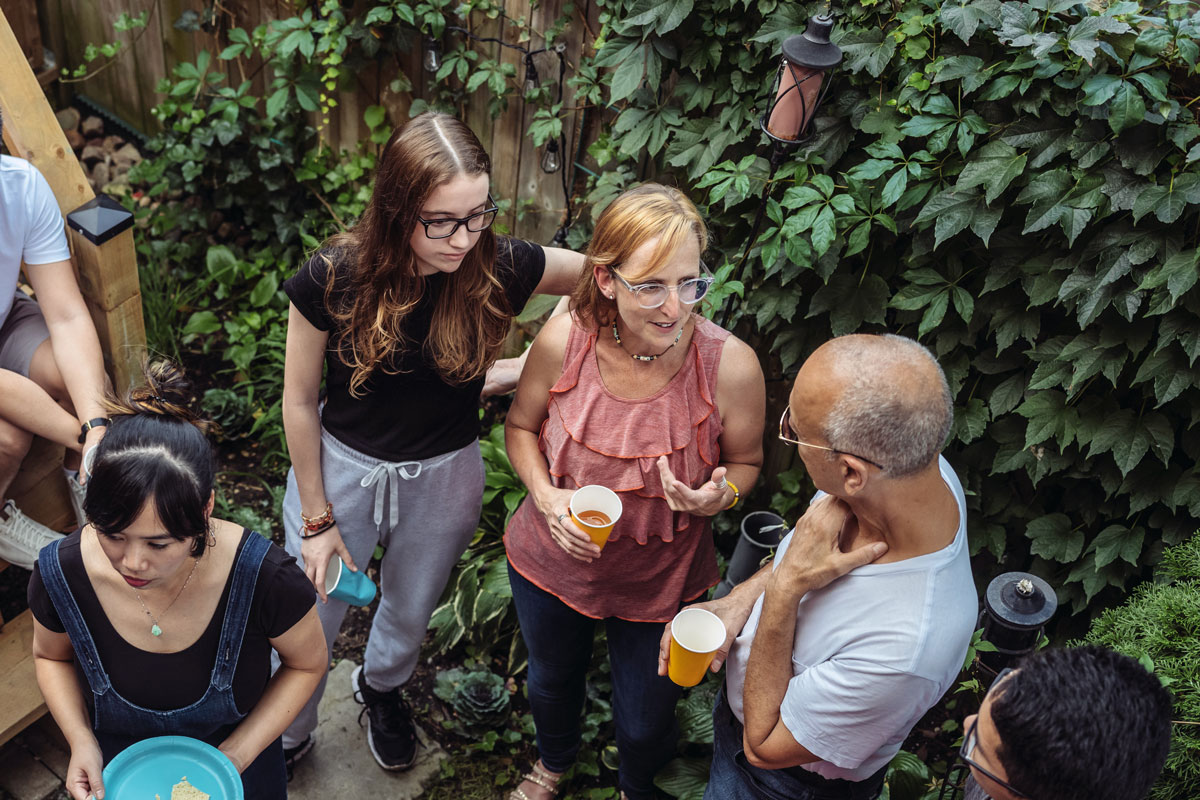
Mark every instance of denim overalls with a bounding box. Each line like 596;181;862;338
38;533;287;798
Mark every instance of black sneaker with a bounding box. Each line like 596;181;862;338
283;735;313;781
351;664;418;771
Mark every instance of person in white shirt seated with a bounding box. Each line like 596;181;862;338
0;111;111;569
659;333;978;800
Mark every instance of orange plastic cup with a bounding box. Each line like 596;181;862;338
568;485;623;550
668;607;727;687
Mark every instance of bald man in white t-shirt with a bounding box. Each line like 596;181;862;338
659;334;977;800
0;128;110;568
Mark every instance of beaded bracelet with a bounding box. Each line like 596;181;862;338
301;502;334;531
299;518;336;539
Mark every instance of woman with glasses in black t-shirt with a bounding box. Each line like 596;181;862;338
277;111;583;773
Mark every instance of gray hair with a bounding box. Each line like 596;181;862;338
820;334;952;478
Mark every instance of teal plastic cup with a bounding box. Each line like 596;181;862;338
324;554;376;606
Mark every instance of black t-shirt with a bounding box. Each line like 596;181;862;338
27;529;315;713
283;237;546;461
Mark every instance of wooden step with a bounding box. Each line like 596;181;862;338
0;609;48;748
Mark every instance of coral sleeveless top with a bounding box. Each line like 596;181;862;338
504;315;729;622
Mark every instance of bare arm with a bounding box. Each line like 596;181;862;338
218;606;327;772
33;620;107;800
741;497;888;769
25;261;110;452
282;304;357;600
535;246;587;296
0;369;82;451
504;313;599;562
657;335;766;516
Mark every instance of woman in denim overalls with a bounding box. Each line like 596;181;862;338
27;362;327;800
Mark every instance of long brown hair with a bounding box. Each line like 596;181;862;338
571;183;708;328
320;112;511;394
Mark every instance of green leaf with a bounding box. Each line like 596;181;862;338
957;141;1027;204
954;397;990;444
914;188;990;248
1089;525;1144;569
1108;82;1146;134
1026;513;1084;563
362;105;386;132
654;758;709;800
182;310;221;336
990;374;1026;417
249;273;279;307
881;169;908;207
839;30;898;77
940;0;1002;44
265;87;289;119
609;44;647;102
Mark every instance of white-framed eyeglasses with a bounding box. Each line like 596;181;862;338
607;263;714;309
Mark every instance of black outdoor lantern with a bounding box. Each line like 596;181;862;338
760;15;843;162
719;12;842;326
979;572;1058;672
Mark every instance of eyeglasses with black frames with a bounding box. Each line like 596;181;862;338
607;264;714;309
777;406;886;471
417;195;500;239
937;668;1031;800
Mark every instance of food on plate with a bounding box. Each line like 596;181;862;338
153;776;211;800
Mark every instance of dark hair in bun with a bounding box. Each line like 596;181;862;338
82;361;217;555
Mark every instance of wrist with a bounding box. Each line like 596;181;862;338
765;571;813;603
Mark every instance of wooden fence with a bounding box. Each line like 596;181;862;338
36;0;601;243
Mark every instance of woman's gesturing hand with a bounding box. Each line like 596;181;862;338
535;486;603;563
301;523;358;603
656;457;731;517
66;737;105;800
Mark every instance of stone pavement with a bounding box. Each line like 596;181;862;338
289;659;445;799
0;659;444;800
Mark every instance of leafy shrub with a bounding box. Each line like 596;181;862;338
1083;535;1200;799
580;0;1200;613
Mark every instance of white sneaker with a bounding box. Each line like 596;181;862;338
65;470;87;529
0;500;66;570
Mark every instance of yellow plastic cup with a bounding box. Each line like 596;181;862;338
668;607;727;687
568;485;623;550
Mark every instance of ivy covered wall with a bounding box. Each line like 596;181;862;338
577;0;1200;614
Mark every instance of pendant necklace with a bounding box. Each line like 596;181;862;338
134;557;200;637
612;320;684;362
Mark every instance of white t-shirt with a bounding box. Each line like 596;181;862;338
0;155;71;326
725;455;978;782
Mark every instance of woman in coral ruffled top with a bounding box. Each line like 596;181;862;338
504;184;766;800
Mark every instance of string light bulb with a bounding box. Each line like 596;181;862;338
540;139;561;173
523;53;539;96
423;36;441;74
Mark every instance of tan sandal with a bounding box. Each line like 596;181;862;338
508;760;564;800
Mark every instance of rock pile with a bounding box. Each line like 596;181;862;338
55;107;143;196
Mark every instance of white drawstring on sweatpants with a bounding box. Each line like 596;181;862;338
360;461;423;530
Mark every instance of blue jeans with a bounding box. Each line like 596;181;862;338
704;689;885;800
509;563;682;800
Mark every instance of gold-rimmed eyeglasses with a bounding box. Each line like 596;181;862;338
778;406;886;471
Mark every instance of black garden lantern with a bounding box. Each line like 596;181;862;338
718;13;842;327
979;572;1057;672
760;15;843;156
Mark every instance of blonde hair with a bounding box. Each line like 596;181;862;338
570;183;708;327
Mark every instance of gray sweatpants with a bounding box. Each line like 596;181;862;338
276;427;484;748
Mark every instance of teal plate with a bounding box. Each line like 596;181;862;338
101;736;242;799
